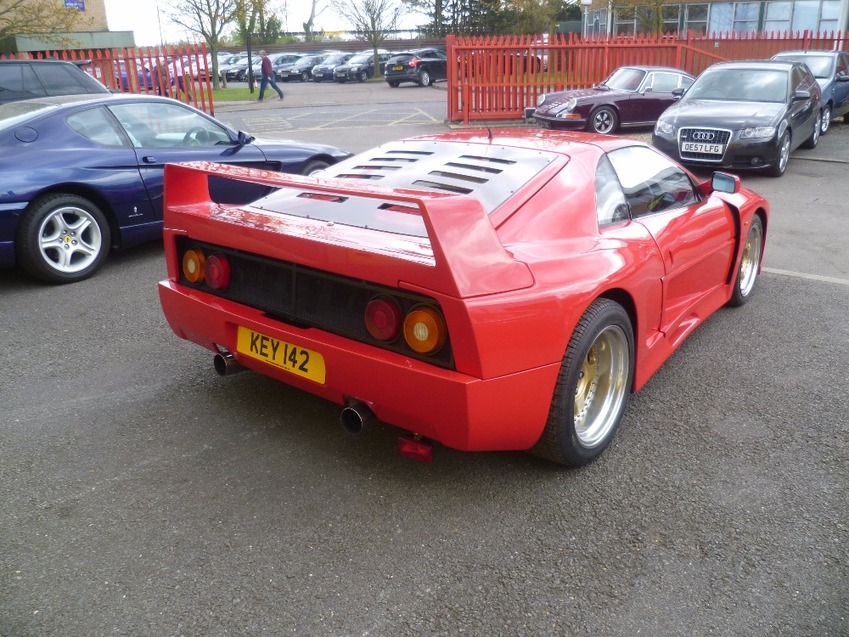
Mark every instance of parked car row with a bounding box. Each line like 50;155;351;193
217;47;451;87
529;49;849;178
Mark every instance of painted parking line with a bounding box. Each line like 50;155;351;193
765;267;849;286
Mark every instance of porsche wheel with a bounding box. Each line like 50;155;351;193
727;215;764;307
17;194;111;284
768;132;791;177
532;299;634;466
588;106;618;135
418;70;432;87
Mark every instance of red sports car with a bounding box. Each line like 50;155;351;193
158;129;769;466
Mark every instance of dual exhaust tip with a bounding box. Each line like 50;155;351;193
213;352;375;435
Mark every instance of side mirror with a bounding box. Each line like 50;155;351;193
236;131;254;146
671;86;685;99
711;171;740;194
793;89;811;101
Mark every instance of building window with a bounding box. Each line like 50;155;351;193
819;0;841;30
708;2;759;33
792;0;820;30
764;1;792;31
613;4;680;34
685;4;710;33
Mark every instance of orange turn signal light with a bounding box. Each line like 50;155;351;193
403;306;446;355
182;249;206;283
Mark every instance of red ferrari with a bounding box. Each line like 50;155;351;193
158;129;769;466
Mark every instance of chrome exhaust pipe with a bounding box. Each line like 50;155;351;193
340;401;375;435
213;352;246;376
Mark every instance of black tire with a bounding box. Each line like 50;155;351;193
727;215;764;307
820;104;832;135
418;70;432;87
767;131;791;177
301;159;331;176
358;70;369;83
301;71;310;82
388;81;399;88
532;299;634;466
801;110;821;149
588;106;618;134
17;193;111;284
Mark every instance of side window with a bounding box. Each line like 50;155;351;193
66;107;127;147
0;64;45;99
108;102;231;148
607;146;700;217
836;54;849;77
595;155;629;226
33;65;87;94
647;72;680;92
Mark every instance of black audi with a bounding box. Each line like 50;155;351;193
652;60;822;177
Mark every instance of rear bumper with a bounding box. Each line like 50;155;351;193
159;280;558;452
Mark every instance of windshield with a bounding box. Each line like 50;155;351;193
686;68;788;102
348;54;371;64
603;67;646;91
774;54;834;78
322;55;347;65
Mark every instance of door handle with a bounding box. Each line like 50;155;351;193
142;156;157;163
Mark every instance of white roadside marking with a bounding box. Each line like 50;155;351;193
765;267;849;287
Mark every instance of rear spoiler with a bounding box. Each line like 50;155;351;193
164;161;534;298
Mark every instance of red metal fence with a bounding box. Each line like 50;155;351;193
447;30;849;123
1;44;215;114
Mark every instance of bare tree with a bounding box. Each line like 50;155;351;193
169;0;238;88
0;0;88;48
332;0;406;75
302;0;328;41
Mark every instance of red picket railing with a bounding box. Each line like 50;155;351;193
447;30;849;123
1;44;215;115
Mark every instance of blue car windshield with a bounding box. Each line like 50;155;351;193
687;69;788;102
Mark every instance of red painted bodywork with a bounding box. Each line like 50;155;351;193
158;129;769;453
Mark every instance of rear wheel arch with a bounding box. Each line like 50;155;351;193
26;185;120;249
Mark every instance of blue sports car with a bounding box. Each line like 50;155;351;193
0;94;352;283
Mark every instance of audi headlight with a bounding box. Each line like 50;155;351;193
350;65;361;71
740;126;776;139
655;119;675;136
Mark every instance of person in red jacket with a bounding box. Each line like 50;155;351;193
256;50;284;102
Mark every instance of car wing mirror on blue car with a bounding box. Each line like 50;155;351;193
235;131;255;146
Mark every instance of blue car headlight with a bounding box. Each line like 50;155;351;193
655;119;675;136
740;126;776;139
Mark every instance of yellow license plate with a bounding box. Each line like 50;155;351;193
393;65;404;70
236;326;326;384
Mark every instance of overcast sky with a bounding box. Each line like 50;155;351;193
102;1;418;47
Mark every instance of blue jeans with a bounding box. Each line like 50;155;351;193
258;75;283;100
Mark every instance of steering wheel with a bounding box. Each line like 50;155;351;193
182;127;209;146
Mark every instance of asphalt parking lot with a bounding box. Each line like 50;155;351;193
1;81;847;636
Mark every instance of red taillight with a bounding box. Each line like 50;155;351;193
182;249;206;283
365;296;402;341
398;435;433;463
403;306;446;354
408;57;419;67
205;254;231;289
